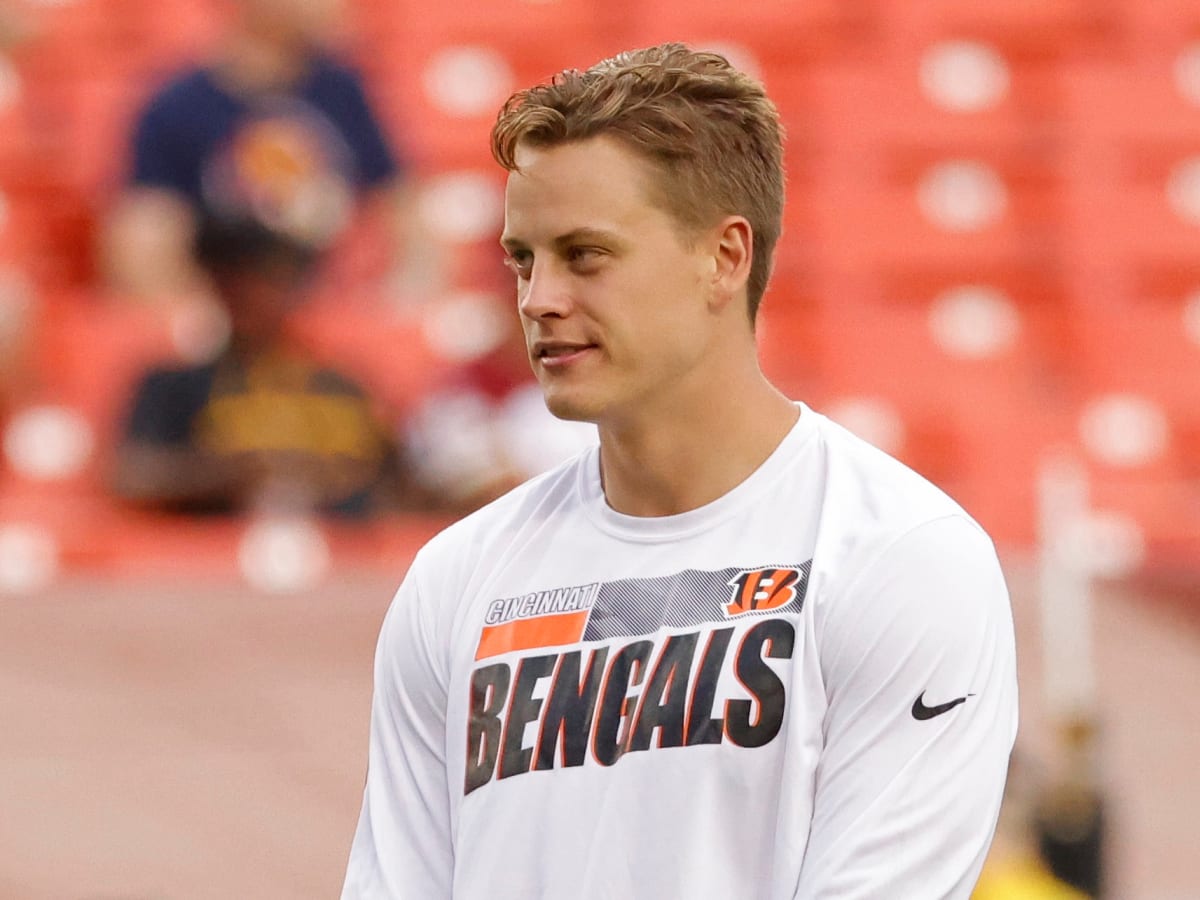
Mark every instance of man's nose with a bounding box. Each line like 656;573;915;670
518;261;572;320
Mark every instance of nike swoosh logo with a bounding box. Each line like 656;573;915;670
911;691;972;721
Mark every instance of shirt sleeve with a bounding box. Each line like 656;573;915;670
327;66;403;188
342;567;453;899
129;88;195;193
122;368;211;445
796;514;1018;899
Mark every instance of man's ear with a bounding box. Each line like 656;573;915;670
709;216;753;310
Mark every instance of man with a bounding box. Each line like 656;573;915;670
343;43;1018;899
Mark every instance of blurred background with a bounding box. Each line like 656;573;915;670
0;0;1197;897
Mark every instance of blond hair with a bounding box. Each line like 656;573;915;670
491;43;785;323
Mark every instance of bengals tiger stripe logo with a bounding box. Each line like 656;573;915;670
725;568;802;617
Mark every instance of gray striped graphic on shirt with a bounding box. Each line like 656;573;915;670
580;560;812;643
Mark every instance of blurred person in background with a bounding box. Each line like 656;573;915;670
403;293;597;515
0;0;32;49
0;278;35;453
111;215;401;517
0;4;36;453
1034;716;1108;898
101;0;417;310
974;752;1091;900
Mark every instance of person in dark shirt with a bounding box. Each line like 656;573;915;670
1034;716;1108;898
112;216;399;517
129;56;398;214
102;0;415;306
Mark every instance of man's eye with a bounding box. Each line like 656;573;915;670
503;253;532;279
567;246;603;267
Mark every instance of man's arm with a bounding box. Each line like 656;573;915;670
342;570;454;899
797;515;1018;899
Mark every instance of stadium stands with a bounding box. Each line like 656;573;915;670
0;0;1196;589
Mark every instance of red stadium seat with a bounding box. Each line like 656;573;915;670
0;63;37;180
29;298;177;455
876;0;1117;60
808;56;1041;157
289;299;451;420
1058;61;1200;290
621;0;865;64
0;186;45;277
799;47;1066;304
1086;467;1200;575
807;291;1058;417
49;76;146;197
11;0;135;81
756;275;823;401
806;172;1056;287
807;68;1059;282
797;380;1066;550
1065;299;1200;419
353;0;609;44
775;269;1078;546
0;299;174;583
1109;0;1200;59
365;35;623;170
1058;59;1200;153
1062;174;1200;303
119;0;226;78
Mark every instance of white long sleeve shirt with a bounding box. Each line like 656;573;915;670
343;404;1018;899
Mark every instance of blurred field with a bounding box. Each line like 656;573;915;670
0;571;398;899
1;560;1198;899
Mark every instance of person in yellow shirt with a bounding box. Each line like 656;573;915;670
974;752;1091;900
112;216;399;516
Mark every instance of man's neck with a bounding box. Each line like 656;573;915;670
597;366;799;518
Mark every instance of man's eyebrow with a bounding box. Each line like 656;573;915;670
552;228;621;249
500;228;622;253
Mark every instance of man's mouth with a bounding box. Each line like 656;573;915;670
534;342;597;368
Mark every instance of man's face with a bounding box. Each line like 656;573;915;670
501;137;719;426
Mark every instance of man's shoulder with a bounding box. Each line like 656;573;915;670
803;407;992;576
803;410;1008;633
808;407;974;526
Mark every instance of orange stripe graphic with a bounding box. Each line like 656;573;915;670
475;610;591;661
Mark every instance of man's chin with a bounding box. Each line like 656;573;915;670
541;391;601;424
